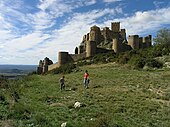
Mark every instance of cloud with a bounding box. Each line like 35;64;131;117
0;0;170;65
103;0;122;3
103;7;170;36
153;1;165;9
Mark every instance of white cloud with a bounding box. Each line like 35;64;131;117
83;0;96;6
27;12;55;30
103;7;170;36
0;0;170;65
153;1;164;8
103;0;122;3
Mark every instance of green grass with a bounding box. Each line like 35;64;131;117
0;63;170;127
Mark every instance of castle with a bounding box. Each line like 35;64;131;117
37;22;152;74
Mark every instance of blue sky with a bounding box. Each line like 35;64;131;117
0;0;170;65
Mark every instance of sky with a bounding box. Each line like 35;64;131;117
0;0;170;65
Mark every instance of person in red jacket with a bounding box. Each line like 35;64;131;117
84;70;89;89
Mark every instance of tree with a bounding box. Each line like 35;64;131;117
154;28;170;45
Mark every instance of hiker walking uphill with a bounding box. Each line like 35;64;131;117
84;70;89;89
59;76;65;90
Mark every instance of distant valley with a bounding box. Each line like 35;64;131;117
0;65;37;78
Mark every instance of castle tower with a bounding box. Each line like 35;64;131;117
112;38;121;53
139;37;143;48
83;35;86;41
128;35;139;49
37;60;43;74
120;29;126;40
89;25;101;45
148;35;152;47
111;22;120;32
143;35;152;47
58;52;69;66
86;41;96;57
43;57;48;73
39;60;43;67
43;65;48;73
86;33;90;41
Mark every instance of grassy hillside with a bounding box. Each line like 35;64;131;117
0;63;170;127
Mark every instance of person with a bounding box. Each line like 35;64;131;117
84;70;89;89
59;76;65;90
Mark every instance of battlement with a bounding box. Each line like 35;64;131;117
111;22;120;32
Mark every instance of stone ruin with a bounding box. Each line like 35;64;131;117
37;57;53;74
37;22;152;74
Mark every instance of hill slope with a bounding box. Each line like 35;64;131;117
0;63;170;127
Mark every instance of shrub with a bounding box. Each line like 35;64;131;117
145;58;163;68
0;93;5;102
117;52;130;64
128;56;146;68
51;63;76;74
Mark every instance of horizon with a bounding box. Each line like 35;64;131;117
0;0;170;65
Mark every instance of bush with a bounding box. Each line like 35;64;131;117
145;59;163;68
51;63;76;74
117;52;131;64
128;56;146;68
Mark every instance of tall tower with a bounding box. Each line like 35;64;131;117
86;41;96;57
89;25;101;45
111;22;120;32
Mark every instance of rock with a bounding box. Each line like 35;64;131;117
74;101;81;108
61;122;67;127
74;101;86;108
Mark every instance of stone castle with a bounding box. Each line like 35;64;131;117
37;22;152;74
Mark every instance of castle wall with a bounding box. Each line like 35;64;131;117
48;63;59;71
96;48;112;54
86;41;96;57
70;52;86;62
128;35;139;49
